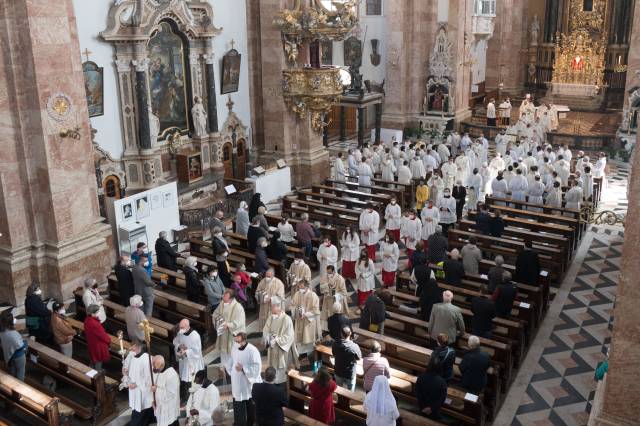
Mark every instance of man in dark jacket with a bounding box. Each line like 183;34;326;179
114;256;135;306
493;271;517;318
514;240;541;285
488;209;505;238
475;203;491;235
252;367;287;425
452;182;467;220
267;230;289;262
460;335;491;395
255;238;270;275
442;249;465;286
416;357;448;420
247;218;268;253
487;255;504;293
416;266;442;321
332;327;362;391
427;226;449;264
471;285;496;338
155;231;181;271
327;305;351;341
359;292;386;334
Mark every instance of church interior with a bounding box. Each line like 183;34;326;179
0;0;638;424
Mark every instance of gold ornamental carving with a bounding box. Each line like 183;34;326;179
551;0;607;87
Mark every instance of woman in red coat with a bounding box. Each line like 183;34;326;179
84;304;111;370
307;367;337;424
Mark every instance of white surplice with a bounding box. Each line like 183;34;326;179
173;330;205;382
224;342;263;402
153;367;180;426
128;352;153;412
186;383;220;426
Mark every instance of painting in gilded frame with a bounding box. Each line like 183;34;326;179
148;21;189;136
82;62;104;117
221;49;241;94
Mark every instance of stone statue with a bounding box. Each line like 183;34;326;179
149;107;160;146
191;96;208;137
530;15;540;46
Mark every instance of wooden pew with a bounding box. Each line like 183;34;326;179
107;271;214;342
283;407;329;425
485;195;581;220
350;327;502;418
345;174;415;207
282;196;361;228
311;184;391;206
264;214;331;246
458;219;571;263
66;317;131;380
325;179;405;208
385;289;526;368
25;340;117;423
73;290;177;361
314;345;485;425
0;369;73;426
297;189;383;215
225;230;304;266
447;229;563;282
288;370;442;426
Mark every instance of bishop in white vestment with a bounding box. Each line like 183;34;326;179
262;299;297;384
319;267;350;329
290;280;321;355
255;270;285;328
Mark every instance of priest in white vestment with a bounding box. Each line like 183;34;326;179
564;181;583;211
151;355;180;426
420;201;440;245
212;289;246;366
290;280;321;355
358;159;373;193
127;343;154;426
255;269;285;329
380;153;396;181
409;156;426;179
442;158;457;190
262;297;297;384
187;370;220;426
333;153;346;185
491;173;509;199
455;153;471;185
224;332;262;425
319;266;350;329
316;237;339;280
173;319;205;398
509;169;529;202
397;161;412;184
527;175;545;211
545;181;563;208
288;253;312;292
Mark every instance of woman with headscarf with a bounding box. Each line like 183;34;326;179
235;201;250;236
364;375;400;426
248;193;265;221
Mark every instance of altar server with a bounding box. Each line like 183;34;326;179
263;297;297;384
316;236;339;280
380;233;400;287
442;157;457;190
356;253;376;308
212;289;246;365
527;175;545;211
509;169;528;202
359;205;380;261
152;355;180;426
173;319;205;401
255;269;285;329
225;332;262;426
401;209;422;268
333;153;346;183
384;198;402;242
340;227;360;281
358;158;373;192
127;343;154;426
187;370;221;426
420;200;440;246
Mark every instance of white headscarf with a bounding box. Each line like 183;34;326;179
364;376;400;419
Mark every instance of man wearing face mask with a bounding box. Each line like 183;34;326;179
187;370;221;426
115;256;135;307
316;236;338;280
183;256;201;303
151;355;180;426
173;319;205;401
384;198;402;242
401;209;422;269
359;204;380;261
203;266;225;311
82;278;106;324
126;342;154;426
125;295;147;345
131;242;153;278
255;268;285;329
288;253;311;296
225;332;262;426
319;265;350;331
51;302;75;358
291;280;321;357
155;230;181;273
213;289;246;366
133;254;157;316
255;237;270;275
437;188;457;236
262;297;297;385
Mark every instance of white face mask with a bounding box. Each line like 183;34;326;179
142;247;148;253
271;313;279;319
216;232;223;238
299;288;307;294
58;309;66;315
34;289;42;296
127;261;133;267
12;318;16;325
266;276;273;281
210;272;218;278
178;328;187;335
143;261;150;267
295;259;302;265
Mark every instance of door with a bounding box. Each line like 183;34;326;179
236;139;246;179
223;142;233;179
103;175;121;199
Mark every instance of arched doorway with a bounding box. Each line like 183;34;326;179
103;175;122;199
236;138;246;179
222;142;233;179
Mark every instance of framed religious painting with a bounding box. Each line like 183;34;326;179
176;151;204;184
82;61;104;117
221;49;241;94
135;196;150;220
320;40;333;65
343;36;362;68
147;21;190;137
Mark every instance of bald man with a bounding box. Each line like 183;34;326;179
172;319;204;400
151;355;180;426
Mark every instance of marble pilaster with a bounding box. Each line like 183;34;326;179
0;0;111;303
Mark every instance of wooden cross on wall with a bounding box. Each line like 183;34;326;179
230;39;236;51
82;48;93;63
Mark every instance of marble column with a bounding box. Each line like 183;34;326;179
132;58;151;150
203;52;219;133
0;0;111;303
358;107;366;147
622;0;640;107
340;106;347;142
245;0;329;186
448;0;474;122
485;0;529;92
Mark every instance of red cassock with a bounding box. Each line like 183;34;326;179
308;380;337;424
84;316;111;363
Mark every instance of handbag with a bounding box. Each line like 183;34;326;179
367;314;379;332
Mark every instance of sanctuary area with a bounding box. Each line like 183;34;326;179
0;0;637;425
